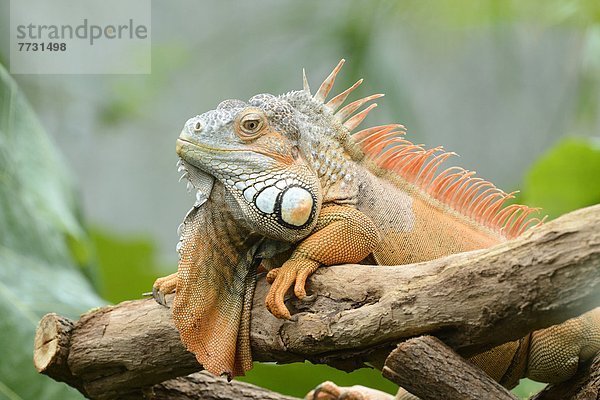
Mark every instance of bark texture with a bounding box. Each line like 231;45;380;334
382;336;516;400
144;372;299;400
34;205;600;399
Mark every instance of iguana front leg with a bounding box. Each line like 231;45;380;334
265;205;379;319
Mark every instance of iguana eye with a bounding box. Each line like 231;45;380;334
242;118;260;132
236;111;266;139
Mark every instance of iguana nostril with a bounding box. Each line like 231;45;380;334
194;121;202;132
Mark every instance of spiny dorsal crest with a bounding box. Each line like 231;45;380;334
303;59;545;239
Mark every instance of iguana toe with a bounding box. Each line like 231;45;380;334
266;267;279;284
151;272;178;307
265;259;320;319
265;270;293;319
300;293;317;302
294;264;317;299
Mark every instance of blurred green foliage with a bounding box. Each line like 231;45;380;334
99;45;189;126
391;0;600;27
512;380;547;399
0;64;103;399
90;227;168;303
523;137;600;219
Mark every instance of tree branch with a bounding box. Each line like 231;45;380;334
144;372;298;400
34;205;600;399
382;336;516;400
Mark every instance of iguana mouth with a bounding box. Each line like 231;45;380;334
177;137;257;155
177;138;230;154
177;138;294;165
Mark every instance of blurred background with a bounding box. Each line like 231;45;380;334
0;1;599;399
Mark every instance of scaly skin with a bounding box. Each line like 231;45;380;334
153;60;600;394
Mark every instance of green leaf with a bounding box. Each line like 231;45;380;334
0;64;104;399
523;137;600;219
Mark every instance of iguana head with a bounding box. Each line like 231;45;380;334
177;93;324;242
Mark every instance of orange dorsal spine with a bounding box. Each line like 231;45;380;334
309;60;545;240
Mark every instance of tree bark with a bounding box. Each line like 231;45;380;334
144;372;298;400
34;205;600;399
34;313;299;400
382;336;516;400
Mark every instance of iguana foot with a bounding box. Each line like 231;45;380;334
265;259;319;319
265;205;379;320
305;381;394;400
151;272;178;307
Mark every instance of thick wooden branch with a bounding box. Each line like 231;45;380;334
34;205;600;399
34;313;298;399
144;372;298;400
382;336;516;400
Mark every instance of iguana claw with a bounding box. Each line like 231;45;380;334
152;286;168;307
151;272;178;307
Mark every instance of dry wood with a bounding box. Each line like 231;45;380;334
35;312;298;399
33;313;78;387
144;372;299;400
34;205;600;399
382;336;516;400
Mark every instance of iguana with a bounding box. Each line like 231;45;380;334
152;60;600;395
